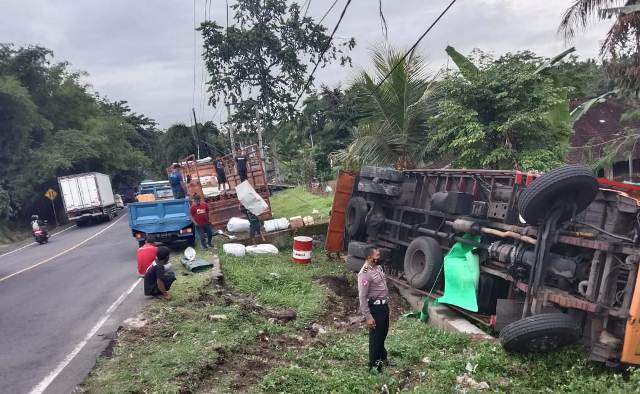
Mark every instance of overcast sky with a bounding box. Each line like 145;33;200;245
1;0;613;128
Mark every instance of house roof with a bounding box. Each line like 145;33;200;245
567;98;636;164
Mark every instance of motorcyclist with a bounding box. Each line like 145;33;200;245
31;215;48;239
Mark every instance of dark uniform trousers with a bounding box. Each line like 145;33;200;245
368;302;390;369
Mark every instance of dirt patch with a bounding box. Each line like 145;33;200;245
190;272;410;392
317;275;361;328
316;274;410;329
221;292;298;323
198;333;316;393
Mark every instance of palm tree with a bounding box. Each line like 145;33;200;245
558;0;640;93
331;45;434;170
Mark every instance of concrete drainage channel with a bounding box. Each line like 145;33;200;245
389;277;494;341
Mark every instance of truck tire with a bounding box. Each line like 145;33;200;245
346;197;367;237
518;165;598;224
360;166;404;183
404;237;443;290
347;255;365;272
358;180;401;197
348;241;374;259
500;313;580;353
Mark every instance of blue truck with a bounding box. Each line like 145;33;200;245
127;199;195;247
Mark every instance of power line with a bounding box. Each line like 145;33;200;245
293;0;352;108
375;0;458;90
192;0;197;110
378;0;388;39
303;0;312;18
319;0;338;24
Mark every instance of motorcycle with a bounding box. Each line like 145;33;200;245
33;221;49;244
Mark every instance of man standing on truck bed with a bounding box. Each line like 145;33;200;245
235;150;248;182
358;247;391;373
190;194;214;249
214;157;229;191
169;164;186;199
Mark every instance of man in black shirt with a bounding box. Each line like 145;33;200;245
235;151;248;182
214;157;229;191
144;246;176;300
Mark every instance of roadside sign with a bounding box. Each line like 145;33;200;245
44;188;57;200
45;188;59;226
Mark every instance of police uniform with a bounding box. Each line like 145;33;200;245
358;261;389;371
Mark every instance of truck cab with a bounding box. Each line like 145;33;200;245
137;180;175;201
127;199;194;247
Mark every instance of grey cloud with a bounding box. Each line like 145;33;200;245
1;0;613;128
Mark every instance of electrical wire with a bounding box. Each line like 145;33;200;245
303;0;312;18
319;0;338;24
193;0;197;111
375;0;458;90
293;0;352;109
378;0;388;39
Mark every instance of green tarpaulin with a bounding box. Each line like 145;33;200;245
181;257;213;272
437;234;481;312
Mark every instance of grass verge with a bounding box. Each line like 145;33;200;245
82;249;348;393
269;187;333;219
84;247;640;393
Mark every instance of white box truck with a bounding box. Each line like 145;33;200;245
58;172;118;225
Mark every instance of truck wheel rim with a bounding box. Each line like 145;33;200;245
411;250;426;272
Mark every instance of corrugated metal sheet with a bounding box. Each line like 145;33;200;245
325;170;356;252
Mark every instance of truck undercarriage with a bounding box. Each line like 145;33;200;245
344;165;640;366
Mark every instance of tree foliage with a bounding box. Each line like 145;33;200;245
332;46;434;170
559;0;640;94
427;50;574;171
272;86;359;183
199;0;355;126
0;44;160;223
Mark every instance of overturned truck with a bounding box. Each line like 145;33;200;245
344;165;640;366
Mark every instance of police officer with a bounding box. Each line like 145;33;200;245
358;247;390;372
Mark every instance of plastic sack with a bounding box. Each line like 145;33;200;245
236;181;268;216
246;244;279;255
264;218;289;233
227;217;250;233
223;243;246;257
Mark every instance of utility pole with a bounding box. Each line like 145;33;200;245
255;104;266;174
191;107;201;159
226;103;236;157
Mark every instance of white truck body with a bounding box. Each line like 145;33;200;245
58;173;117;223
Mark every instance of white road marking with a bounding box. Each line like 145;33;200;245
0;224;76;259
0;214;128;283
28;278;142;394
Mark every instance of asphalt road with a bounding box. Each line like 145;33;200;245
0;212;150;394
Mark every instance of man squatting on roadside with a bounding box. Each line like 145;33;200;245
357;247;392;372
144;246;176;300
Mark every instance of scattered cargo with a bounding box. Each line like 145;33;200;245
172;145;272;229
